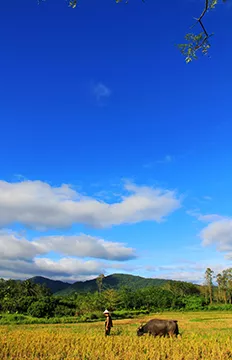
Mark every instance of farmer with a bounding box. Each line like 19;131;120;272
103;309;113;336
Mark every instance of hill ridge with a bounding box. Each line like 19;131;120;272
28;273;199;296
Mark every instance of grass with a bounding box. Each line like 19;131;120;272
1;311;232;359
0;309;149;325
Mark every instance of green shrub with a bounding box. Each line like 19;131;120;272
183;296;206;311
27;297;55;318
54;305;76;317
206;304;232;311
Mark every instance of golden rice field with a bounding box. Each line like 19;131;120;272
1;312;232;359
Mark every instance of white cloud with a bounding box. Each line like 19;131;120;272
144;155;174;168
33;234;136;261
0;180;181;230
200;218;232;252
188;210;232;259
0;257;105;281
158;155;173;164
146;262;229;284
0;255;140;282
198;214;225;223
34;257;104;277
0;230;41;260
0;230;135;262
0;252;139;282
0;229;136;280
93;82;111;100
157;271;203;283
203;196;212;201
187;209;224;223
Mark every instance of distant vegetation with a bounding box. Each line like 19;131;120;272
1;268;232;324
54;274;171;296
29;276;70;294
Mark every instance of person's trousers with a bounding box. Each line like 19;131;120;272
105;328;111;336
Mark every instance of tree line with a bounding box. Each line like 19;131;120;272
1;267;232;321
204;267;232;304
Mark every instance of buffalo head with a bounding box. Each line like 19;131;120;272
137;324;144;336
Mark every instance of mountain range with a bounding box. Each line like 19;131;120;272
28;274;193;296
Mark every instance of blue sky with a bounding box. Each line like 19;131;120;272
0;0;232;283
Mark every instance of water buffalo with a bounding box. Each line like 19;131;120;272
137;319;179;338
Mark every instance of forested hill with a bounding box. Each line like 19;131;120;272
28;273;200;296
28;276;71;294
53;274;197;296
29;274;171;295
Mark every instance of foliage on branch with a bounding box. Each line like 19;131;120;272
178;0;228;63
37;0;228;62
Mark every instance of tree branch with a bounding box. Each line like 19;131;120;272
178;0;215;62
197;0;210;43
199;0;209;24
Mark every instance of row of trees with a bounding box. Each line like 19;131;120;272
0;279;203;318
0;279;76;318
1;268;232;319
204;267;232;304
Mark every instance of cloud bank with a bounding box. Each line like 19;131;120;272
0;179;181;280
0;180;181;230
0;230;135;281
200;218;232;255
33;234;136;261
0;257;105;282
0;231;135;261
